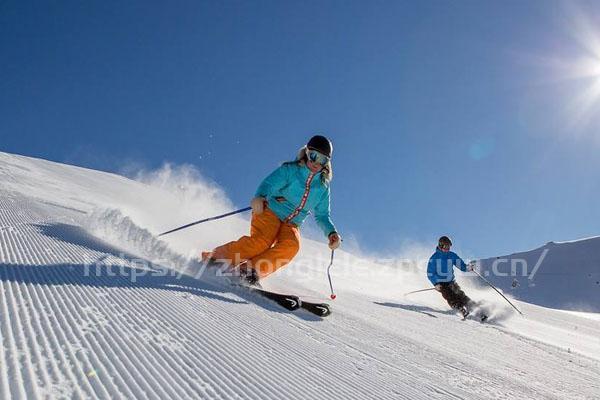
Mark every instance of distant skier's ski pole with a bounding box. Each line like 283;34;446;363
403;288;436;297
158;207;252;237
472;269;524;316
327;250;336;300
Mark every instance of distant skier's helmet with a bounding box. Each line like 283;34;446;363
307;135;333;158
438;236;452;248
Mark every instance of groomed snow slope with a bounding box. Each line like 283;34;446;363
0;151;599;399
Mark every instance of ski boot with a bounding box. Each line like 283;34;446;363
201;251;215;263
238;263;260;287
460;305;470;320
467;300;489;322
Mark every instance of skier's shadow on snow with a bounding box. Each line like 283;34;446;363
373;302;456;318
0;262;325;319
0;262;247;303
8;222;321;321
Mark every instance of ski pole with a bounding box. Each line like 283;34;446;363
472;269;524;316
403;288;436;297
327;249;336;300
158;207;252;237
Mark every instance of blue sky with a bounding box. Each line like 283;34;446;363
2;0;600;258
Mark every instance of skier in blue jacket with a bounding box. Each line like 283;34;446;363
427;236;475;317
203;135;341;284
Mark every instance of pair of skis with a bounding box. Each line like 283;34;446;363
461;302;489;323
461;310;488;323
201;259;332;317
240;285;332;317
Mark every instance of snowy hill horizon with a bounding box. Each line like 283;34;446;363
1;150;599;399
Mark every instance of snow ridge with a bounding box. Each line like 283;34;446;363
84;208;190;270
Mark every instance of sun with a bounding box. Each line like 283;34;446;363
557;7;600;130
527;5;600;132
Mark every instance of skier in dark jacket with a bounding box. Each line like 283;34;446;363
427;236;475;318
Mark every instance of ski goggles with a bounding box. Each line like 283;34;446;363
439;243;451;251
306;148;330;166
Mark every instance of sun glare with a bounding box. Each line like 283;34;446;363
558;7;600;130
528;5;600;132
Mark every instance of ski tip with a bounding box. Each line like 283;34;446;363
317;306;332;317
286;298;302;311
301;303;332;317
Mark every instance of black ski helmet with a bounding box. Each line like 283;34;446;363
438;236;452;247
307;135;333;158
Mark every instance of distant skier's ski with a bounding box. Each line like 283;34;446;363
461;301;489;323
461;310;488;323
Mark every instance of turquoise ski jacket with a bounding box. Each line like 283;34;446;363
427;248;468;285
255;162;336;237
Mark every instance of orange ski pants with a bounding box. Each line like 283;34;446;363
210;208;300;278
